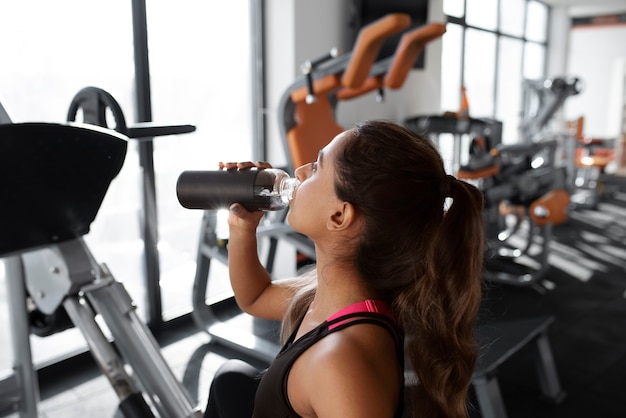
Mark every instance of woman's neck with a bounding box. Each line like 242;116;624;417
307;252;375;322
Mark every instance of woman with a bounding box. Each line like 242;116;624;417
205;120;484;417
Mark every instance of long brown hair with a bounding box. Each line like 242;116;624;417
282;120;484;417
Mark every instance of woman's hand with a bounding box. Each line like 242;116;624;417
220;161;272;232
228;203;265;233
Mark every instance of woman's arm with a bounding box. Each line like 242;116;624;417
227;203;297;320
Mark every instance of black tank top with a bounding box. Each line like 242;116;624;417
252;300;404;418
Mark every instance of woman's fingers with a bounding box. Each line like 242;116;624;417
219;161;238;170
228;203;264;230
218;161;273;170
255;161;272;169
237;161;256;169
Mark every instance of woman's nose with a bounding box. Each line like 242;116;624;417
294;163;310;182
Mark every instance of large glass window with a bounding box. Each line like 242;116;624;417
145;2;254;320
464;28;497;117
443;0;464;19
497;37;525;142
441;0;549;144
441;24;464;112
0;0;255;372
524;42;547;80
466;0;498;31
526;0;549;42
500;0;527;37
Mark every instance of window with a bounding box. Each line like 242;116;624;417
441;0;549;144
0;0;256;372
444;0;465;19
497;37;524;142
501;0;526;37
145;1;254;320
441;24;464;112
526;0;549;42
466;0;498;31
464;28;497;117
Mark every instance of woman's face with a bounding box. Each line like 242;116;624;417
287;129;351;239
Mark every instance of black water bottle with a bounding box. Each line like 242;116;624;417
176;168;300;211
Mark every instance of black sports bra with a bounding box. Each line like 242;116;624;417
252;300;404;418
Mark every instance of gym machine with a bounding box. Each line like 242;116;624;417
0;119;200;415
187;14;447;363
458;135;570;287
437;76;582;287
517;76;616;206
520;76;582;143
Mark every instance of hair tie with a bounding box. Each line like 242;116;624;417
440;174;455;198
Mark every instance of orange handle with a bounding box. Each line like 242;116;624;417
341;13;411;89
384;23;447;89
335;75;384;101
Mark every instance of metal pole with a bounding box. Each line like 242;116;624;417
251;0;267;162
85;276;201;417
131;0;162;330
5;256;39;418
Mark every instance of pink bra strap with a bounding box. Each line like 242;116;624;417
327;299;393;331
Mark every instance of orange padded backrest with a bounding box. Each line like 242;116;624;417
341;13;411;88
287;95;344;169
384;23;447;89
288;74;344;169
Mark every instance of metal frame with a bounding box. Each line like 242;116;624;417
2;257;40;417
2;238;202;417
446;0;551;121
190;210;288;364
131;0;162;329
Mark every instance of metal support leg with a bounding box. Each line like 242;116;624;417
83;267;201;418
62;297;154;417
190;210;281;363
4;256;39;418
472;375;508;418
533;332;566;403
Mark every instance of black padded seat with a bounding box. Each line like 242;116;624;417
0;122;127;256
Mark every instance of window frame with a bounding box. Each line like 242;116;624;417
443;0;550;129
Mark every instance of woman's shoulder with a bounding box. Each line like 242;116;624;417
289;324;402;417
290;325;402;417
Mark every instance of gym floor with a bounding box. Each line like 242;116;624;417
5;311;271;418
3;175;626;418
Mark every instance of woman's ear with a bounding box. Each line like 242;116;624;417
327;202;358;231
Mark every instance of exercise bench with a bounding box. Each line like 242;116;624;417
472;316;566;418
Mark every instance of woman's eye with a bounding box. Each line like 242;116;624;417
311;162;318;173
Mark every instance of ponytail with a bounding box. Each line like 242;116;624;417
398;176;484;417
